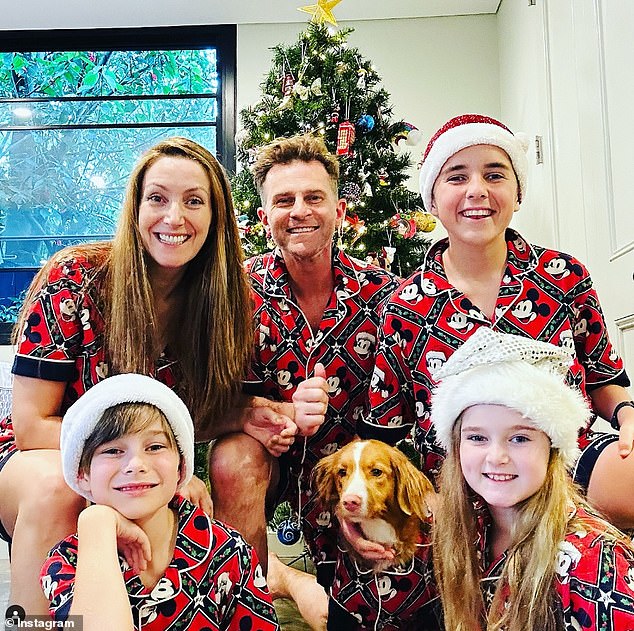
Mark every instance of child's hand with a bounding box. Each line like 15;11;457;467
179;474;214;516
113;512;152;574
78;505;151;574
292;363;329;437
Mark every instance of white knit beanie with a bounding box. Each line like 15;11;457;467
419;114;529;213
61;374;195;498
431;328;590;468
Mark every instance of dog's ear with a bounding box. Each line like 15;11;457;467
393;450;435;523
312;451;341;508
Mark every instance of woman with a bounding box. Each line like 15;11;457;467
0;137;254;613
361;113;634;532
431;328;634;631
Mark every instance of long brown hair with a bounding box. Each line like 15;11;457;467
15;138;252;434
433;417;628;631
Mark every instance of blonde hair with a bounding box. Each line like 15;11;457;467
433;417;628;631
15;138;253;434
251;133;340;200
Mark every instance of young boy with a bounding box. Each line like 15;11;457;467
41;373;279;631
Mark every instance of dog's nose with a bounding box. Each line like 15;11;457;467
342;494;362;512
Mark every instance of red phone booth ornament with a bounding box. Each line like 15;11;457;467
336;121;355;156
282;73;295;96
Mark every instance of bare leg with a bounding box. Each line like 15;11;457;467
267;552;328;631
208;433;277;572
0;450;86;614
587;442;634;529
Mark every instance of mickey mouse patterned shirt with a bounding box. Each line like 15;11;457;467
246;248;399;575
0;252;178;479
41;496;279;630
328;534;440;631
475;506;634;631
361;230;629;478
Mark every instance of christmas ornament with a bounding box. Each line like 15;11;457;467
412;209;437;232
293;82;310;100
310;77;323;96
356;68;367;89
389;213;417;238
277;517;302;545
282;72;295;96
380;246;396;271
336;121;355;156
392;122;422;149
297;0;342;26
356;114;375;133
378;168;390;186
341;181;361;202
366;252;380;267
330;103;340;124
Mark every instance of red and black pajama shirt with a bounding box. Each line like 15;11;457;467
41;496;280;630
361;230;629;479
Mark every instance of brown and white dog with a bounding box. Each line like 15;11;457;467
312;439;435;573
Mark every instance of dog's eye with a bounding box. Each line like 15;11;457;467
370;468;383;477
337;468;347;477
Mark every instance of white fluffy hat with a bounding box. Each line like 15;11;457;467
418;113;529;212
431;328;590;467
61;374;195;498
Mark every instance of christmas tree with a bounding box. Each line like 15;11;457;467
231;19;435;277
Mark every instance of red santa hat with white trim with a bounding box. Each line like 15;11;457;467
418;114;530;212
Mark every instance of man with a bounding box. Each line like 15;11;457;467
209;135;399;629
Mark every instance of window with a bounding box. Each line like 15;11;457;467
0;25;236;341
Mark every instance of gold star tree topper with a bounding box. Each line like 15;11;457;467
298;0;342;26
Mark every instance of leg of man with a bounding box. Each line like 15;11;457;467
209;433;276;571
209;434;328;630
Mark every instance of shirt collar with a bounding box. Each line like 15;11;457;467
423;228;538;292
262;246;361;301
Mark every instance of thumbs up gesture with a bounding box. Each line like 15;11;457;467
292;362;329;437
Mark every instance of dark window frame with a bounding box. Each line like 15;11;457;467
0;24;237;343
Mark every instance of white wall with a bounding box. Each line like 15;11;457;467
497;0;557;251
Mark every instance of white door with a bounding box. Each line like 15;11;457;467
543;0;634;370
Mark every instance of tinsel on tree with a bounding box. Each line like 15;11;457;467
231;22;435;277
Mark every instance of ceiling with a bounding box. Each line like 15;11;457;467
2;0;502;31
204;0;501;24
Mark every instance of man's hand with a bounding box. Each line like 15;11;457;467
339;516;395;563
293;363;329;437
244;405;298;457
179;474;214;516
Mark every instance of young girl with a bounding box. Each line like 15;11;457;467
431;327;634;631
41;374;279;631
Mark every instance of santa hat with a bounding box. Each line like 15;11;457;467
61;374;195;498
418;114;529;212
431;328;590;468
